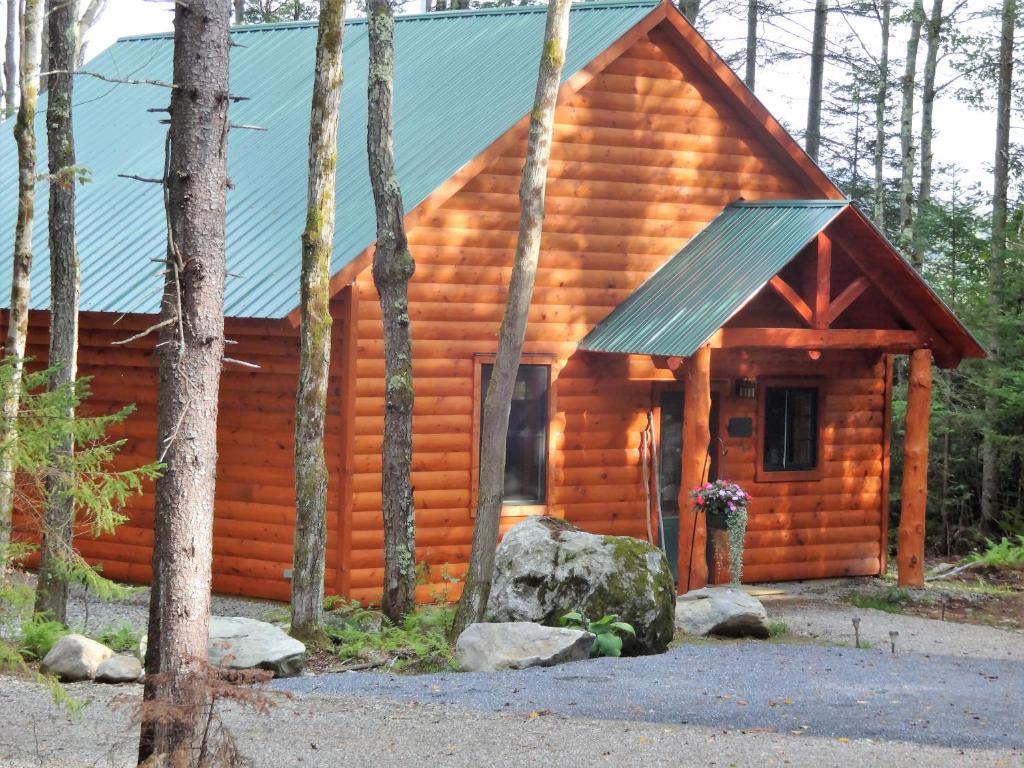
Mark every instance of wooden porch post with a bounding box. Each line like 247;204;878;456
898;348;932;587
678;343;712;593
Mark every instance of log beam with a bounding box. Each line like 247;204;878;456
898;348;932;587
768;276;813;326
814;232;832;329
711;328;926;350
678;343;711;593
826;276;870;325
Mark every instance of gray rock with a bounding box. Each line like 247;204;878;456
40;634;114;682
486;516;676;653
140;617;306;677
675;586;769;639
456;622;594;672
95;654;143;683
208;617;305;677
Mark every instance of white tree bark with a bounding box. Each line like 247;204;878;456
0;0;43;573
898;0;924;253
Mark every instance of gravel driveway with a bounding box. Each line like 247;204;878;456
275;642;1024;750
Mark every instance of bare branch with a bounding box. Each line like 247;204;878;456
223;357;260;369
118;173;165;184
111;317;177;346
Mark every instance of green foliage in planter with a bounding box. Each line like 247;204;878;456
690;479;750;586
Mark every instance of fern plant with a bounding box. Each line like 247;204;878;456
560;612;636;657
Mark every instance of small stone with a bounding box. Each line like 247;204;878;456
95;654;143;684
456;622;594;672
675;586;770;639
40;635;114;682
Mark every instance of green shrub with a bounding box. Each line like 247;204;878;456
17;615;69;661
90;621;142;652
560;612;636;657
767;620;788;638
964;536;1024;568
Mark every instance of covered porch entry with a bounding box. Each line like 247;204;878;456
580;200;985;593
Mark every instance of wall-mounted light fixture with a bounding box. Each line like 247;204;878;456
735;377;756;399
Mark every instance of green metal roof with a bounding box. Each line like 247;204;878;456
0;0;659;318
578;200;849;358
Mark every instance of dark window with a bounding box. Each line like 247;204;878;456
480;364;549;504
763;386;818;472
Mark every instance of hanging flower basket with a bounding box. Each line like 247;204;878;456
690;480;751;586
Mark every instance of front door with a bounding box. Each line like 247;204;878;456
656;389;719;581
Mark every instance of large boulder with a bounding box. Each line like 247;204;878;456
456;622;594;672
486;516;675;654
40;634;114;682
95;654;143;684
141;617;306;678
675;586;769;639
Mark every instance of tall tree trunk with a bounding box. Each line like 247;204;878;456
34;0;80;621
451;0;572;640
912;0;943;267
678;0;700;24
234;0;244;23
805;0;827;162
291;0;344;645
898;0;924;253
980;0;1015;532
0;0;42;575
4;0;16;119
367;0;417;623
137;1;231;763
872;0;891;228
744;0;757;90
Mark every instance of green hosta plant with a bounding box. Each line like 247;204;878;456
560;612;636;658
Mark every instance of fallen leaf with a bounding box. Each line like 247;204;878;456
837;737;850;743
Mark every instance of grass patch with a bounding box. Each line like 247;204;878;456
324;601;456;674
767;620;788;638
934;578;1016;596
848;587;917;613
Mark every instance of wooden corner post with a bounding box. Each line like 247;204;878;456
898;348;932;587
678;344;712;594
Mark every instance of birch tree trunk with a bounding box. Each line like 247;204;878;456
234;0;245;23
367;0;416;623
981;0;1016;532
911;0;943;267
678;0;700;24
76;0;109;66
35;0;80;621
138;1;231;763
451;0;572;640
744;0;757;90
898;0;924;253
872;0;891;228
0;0;43;575
291;0;344;645
805;0;827;162
3;0;15;119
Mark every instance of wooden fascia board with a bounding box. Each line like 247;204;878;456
286;2;672;327
655;4;843;202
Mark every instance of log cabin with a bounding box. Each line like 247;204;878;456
0;0;983;603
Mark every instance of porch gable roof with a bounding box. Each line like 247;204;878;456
577;199;985;367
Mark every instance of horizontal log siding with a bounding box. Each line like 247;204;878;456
713;350;886;583
10;305;352;602
348;29;809;603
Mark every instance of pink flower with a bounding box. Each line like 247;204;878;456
696;496;705;505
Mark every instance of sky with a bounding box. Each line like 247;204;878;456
81;0;1002;197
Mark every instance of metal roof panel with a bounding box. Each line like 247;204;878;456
0;0;659;318
578;200;849;358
